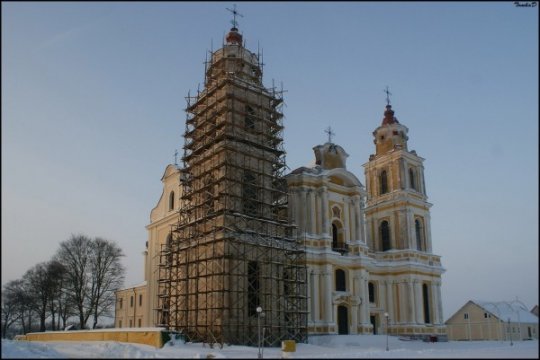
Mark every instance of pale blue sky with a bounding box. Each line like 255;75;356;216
2;2;538;320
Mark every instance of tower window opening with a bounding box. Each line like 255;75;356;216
245;106;256;130
415;218;425;251
380;170;388;195
169;191;175;210
165;234;173;265
247;261;260;317
409;168;417;190
332;223;339;249
380;220;391;251
368;282;376;303
242;171;258;215
203;176;215;215
283;270;290;298
423;283;431;324
335;269;346;291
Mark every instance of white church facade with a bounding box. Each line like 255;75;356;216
115;19;446;343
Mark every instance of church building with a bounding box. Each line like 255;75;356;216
115;17;446;345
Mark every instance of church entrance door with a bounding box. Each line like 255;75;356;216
370;315;377;334
337;305;349;334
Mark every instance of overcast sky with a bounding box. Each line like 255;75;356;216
2;2;538;320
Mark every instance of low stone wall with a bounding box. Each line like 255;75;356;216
21;328;169;348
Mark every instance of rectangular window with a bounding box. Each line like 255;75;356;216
119;298;123;309
130;296;134;307
129;320;132;328
247;261;260;317
138;318;142;327
464;313;469;319
118;320;122;328
484;313;488;318
139;294;143;306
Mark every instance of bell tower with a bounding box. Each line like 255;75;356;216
363;97;446;335
364;103;431;252
156;11;307;347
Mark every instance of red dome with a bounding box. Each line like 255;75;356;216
226;28;243;45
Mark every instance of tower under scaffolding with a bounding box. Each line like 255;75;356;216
156;26;308;347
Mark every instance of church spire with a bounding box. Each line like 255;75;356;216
382;104;400;125
381;86;399;125
225;4;244;45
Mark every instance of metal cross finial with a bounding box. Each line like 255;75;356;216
226;4;244;29
325;126;335;143
384;86;392;106
174;149;178;165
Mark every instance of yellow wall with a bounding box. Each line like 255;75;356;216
115;284;147;328
445;302;539;341
23;329;167;348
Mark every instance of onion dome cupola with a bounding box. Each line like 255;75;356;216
204;19;263;88
225;26;243;45
313;127;349;170
372;104;410;156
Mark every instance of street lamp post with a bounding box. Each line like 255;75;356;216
384;312;389;351
257;306;263;358
508;318;513;346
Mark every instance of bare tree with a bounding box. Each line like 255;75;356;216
55;234;125;329
2;281;21;338
3;279;35;335
23;262;52;332
89;237;125;329
55;234;93;328
46;260;67;330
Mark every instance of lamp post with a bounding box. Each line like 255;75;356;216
384;312;389;351
508;318;513;346
257;306;263;358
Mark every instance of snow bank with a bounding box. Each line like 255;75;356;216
2;335;538;358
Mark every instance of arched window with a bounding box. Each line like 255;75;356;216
335;269;346;291
245;106;255;130
409;168;416;190
203;176;215;215
422;283;431;324
247;261;260;317
380;170;388;195
169;191;175;211
368;282;376;303
283;270;290;298
165;234;173;265
380;220;391;251
242;171;258;215
415;218;424;251
331;222;346;253
332;223;339;250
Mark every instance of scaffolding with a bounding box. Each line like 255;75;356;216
156;34;307;347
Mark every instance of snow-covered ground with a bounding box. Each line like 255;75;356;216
2;335;538;358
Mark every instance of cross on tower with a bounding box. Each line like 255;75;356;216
383;86;392;106
174;149;178;165
325;126;335;143
226;4;244;29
